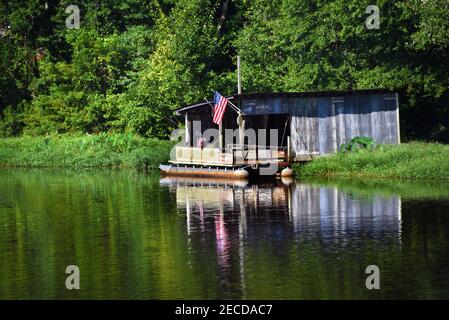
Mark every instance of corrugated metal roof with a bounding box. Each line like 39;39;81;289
176;88;396;114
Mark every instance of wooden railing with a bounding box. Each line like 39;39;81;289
174;147;233;165
172;145;288;166
226;144;287;162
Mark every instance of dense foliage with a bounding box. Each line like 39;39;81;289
1;0;448;141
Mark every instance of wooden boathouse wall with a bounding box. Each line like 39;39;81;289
239;91;400;159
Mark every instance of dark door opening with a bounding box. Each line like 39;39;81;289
245;113;290;148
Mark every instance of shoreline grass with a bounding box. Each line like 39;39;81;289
294;142;449;180
0;133;174;170
2;137;448;181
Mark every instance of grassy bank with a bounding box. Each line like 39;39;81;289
0;134;174;170
295;142;449;180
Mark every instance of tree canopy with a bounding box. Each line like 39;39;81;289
0;0;448;141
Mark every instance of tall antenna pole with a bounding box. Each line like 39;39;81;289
237;55;242;94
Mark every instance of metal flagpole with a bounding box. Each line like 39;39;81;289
228;100;242;114
205;97;240;115
204;98;214;111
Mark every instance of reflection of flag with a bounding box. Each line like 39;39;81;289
213;91;229;124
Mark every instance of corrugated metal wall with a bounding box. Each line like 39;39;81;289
241;92;399;157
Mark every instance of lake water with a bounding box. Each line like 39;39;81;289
0;169;448;299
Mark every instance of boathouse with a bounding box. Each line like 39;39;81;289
166;89;400;177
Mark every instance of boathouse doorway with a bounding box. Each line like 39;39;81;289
244;113;290;148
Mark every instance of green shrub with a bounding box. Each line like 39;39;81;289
340;136;377;152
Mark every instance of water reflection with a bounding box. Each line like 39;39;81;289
290;184;402;244
160;176;404;298
1;170;448;299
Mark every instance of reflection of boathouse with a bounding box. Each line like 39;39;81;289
160;177;402;298
161;177;402;241
163;89;400;177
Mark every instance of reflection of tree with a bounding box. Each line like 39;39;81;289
0;170;201;299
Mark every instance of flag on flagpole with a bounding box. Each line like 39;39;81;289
213;91;229;124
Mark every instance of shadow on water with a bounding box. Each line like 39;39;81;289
0;168;448;299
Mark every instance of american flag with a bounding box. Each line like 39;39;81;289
212;91;229;124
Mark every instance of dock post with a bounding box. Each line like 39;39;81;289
185;113;191;147
219;122;223;151
238;114;245;161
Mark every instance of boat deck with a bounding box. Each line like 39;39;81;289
170;146;290;167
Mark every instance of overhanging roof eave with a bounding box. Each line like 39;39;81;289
175;101;212;115
175;96;235;115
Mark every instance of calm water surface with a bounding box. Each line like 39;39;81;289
0;169;448;299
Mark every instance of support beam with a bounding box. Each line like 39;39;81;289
185;113;191;147
239;117;245;148
219;121;223;151
237;113;245;163
395;92;401;144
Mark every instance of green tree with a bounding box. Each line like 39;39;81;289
236;0;449;141
0;0;448;141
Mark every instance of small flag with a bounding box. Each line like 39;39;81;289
213;91;229;124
